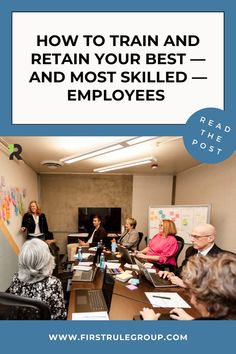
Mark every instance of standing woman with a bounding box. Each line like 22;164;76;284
21;200;48;241
136;219;178;267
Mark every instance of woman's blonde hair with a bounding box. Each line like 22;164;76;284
161;219;177;237
126;217;137;229
182;253;236;319
28;200;41;215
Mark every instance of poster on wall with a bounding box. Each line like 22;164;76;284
0;1;235;354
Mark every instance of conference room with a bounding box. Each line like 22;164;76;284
0;136;235;320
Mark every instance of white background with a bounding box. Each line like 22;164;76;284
12;12;224;124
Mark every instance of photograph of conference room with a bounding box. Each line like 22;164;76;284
0;136;235;320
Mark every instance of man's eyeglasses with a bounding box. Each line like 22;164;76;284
190;234;212;240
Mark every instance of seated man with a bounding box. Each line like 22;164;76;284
159;223;225;287
67;215;108;261
78;214;108;247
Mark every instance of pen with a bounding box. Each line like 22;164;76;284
152;295;171;300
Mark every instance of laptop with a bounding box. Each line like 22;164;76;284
134;258;177;288
117;245;136;264
73;267;98;282
74;270;115;312
72;247;102;282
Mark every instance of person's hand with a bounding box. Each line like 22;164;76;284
140;308;161;320
158;270;174;279
170;308;194;320
21;227;26;232
136;252;147;259
78;239;87;246
45;239;56;245
168;275;185;288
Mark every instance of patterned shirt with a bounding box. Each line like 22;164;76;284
9;274;67;320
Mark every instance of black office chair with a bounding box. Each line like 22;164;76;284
174;235;185;266
0;292;51;320
153;235;185;272
137;232;144;250
47;242;73;305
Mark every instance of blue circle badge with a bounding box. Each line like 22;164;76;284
183;108;235;164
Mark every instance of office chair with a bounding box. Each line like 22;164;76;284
0;292;51;320
137;232;144;250
153;235;185;272
47;242;73;305
174;235;185;266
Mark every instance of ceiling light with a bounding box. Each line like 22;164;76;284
63;144;124;164
94;158;153;173
61;136;158;164
126;136;157;145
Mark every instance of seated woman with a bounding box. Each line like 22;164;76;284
8;238;67;320
135;219;178;268
118;217;139;251
140;252;236;320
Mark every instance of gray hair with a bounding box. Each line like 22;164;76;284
18;238;55;283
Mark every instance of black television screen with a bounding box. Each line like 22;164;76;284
78;207;121;234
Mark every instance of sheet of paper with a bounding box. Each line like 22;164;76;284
82;253;93;259
124;263;139;270
144;263;153;268
145;292;191;308
88;247;97;251
78;261;93;266
106;262;121;269
72;311;109;320
73;265;92;271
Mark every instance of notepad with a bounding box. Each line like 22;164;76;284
145;292;191;308
115;272;133;282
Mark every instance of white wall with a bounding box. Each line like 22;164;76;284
132;175;173;242
175;153;236;253
0;147;38;290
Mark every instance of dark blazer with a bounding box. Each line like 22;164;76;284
21;213;48;239
85;226;109;247
175;243;224;277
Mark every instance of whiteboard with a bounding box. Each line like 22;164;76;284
148;205;211;244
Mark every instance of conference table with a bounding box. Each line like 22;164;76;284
67;265;200;320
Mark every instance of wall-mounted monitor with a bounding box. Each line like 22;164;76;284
78;207;121;234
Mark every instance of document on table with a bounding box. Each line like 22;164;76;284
106;262;121;269
78;261;93;266
73;265;92;271
124;263;139;270
145;292;191;308
88;247;97;251
72;311;109;320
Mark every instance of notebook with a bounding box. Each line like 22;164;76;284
74;271;115;312
134;258;177;288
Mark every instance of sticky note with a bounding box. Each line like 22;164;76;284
126;284;138;291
